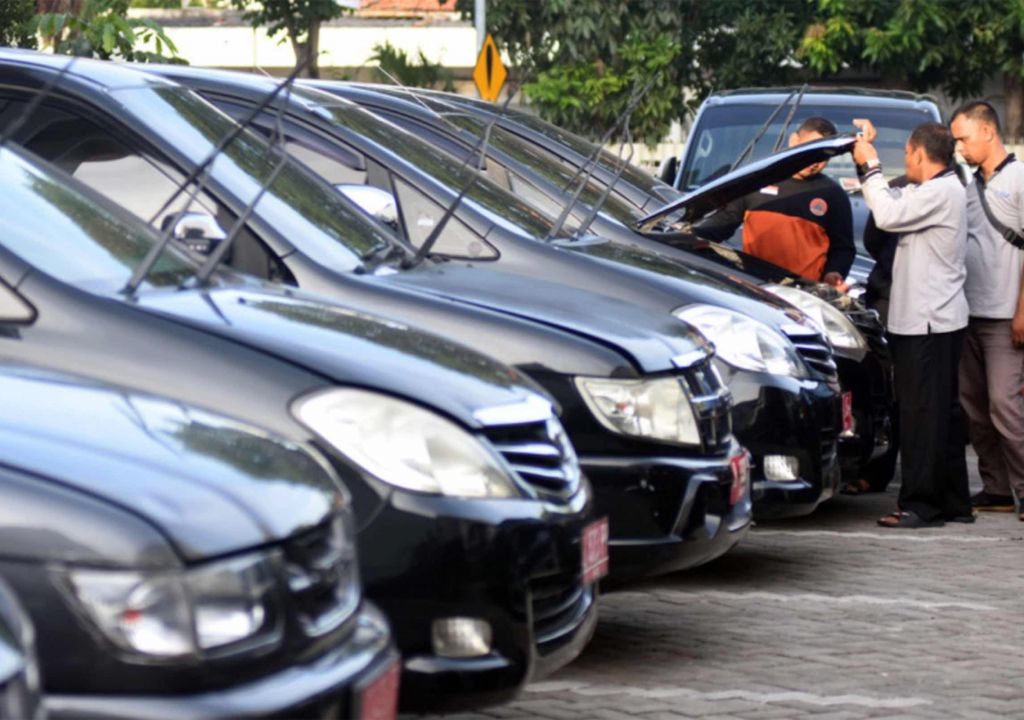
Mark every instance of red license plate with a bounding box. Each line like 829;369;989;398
581;517;609;585
841;391;854;434
357;659;400;720
729;452;750;506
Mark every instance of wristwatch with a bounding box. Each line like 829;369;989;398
857;157;881;176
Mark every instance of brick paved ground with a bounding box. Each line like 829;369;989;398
428;452;1024;719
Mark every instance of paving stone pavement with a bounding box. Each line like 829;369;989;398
422;452;1024;719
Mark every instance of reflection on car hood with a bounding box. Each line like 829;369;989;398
639;135;857;226
384;264;713;373
135;284;549;429
0;364;343;562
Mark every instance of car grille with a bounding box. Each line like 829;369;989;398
530;572;593;650
679;359;733;453
482;416;581;501
784;326;838;382
282;514;360;637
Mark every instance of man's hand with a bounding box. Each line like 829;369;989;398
1012;310;1024;347
852;137;879;166
822;272;845;289
853;118;878;142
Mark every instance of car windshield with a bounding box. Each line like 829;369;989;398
0;147;194;293
443;113;643;228
680;102;936;192
437;94;677;203
113;86;393;271
310;97;558;240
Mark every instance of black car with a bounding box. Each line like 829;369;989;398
143;66;842;520
0;363;398;719
0;579;42;720
0;143;599;711
321;83;893;492
0;51;751;578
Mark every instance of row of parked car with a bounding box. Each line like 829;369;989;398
0;49;897;718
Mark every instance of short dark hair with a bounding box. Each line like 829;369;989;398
908;122;955;165
796;116;838;137
951;100;1002;136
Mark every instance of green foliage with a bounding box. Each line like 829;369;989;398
449;0;814;140
368;40;455;91
0;0;36;47
37;0;182;61
800;0;1024;100
523;33;680;144
231;0;352;77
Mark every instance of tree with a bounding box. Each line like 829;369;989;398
231;0;353;78
801;0;1024;138
0;0;36;47
368;40;455;91
36;0;181;61
449;0;814;142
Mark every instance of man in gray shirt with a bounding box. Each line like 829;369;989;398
950;101;1024;519
852;120;972;528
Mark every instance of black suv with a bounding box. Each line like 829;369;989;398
0;363;398;718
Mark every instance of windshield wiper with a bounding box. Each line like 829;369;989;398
771;83;807;153
570;120;636;239
543;75;657;243
124;58;310;295
729;88;797;172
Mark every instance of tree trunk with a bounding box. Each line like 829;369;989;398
289;24;320;79
1004;73;1024;143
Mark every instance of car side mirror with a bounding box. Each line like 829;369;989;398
0;281;34;323
335;184;400;232
162;211;227;256
657;155;678;185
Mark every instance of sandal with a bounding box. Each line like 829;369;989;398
877;511;945;529
841;478;872;496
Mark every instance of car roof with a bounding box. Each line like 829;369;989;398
0;48;176;91
706;86;939;110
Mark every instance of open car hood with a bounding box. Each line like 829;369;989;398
637;134;857;228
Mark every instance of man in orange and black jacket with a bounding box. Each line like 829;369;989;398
694;117;855;287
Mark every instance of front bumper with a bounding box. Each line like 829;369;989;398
835;342;894;483
582;438;751;582
353;485;597;713
722;365;842;519
45;603;396;720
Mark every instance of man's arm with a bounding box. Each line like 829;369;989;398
1013;266;1024;346
693;196;745;242
859;172;946;233
822;185;855;281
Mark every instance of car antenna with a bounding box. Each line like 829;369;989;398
771;83;807;152
124;57;310;295
543;75;657;242
191;73;300;287
729;88;797;172
400;78;523;268
0;56;78;149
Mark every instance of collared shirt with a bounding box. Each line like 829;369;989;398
860;167;969;335
964;154;1024;319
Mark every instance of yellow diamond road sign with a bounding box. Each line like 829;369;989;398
474;34;506;103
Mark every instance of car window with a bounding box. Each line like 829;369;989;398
393;177;497;259
681;102;936;191
0;147;194;292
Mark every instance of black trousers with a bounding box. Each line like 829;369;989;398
889;329;971;521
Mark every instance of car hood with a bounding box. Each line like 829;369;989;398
0;364;344;563
638;135;857;227
382;263;713;373
134;283;550;429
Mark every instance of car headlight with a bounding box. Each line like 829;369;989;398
574;376;701;445
293;388;520;498
763;284;868;351
64;552;280;660
674;304;805;377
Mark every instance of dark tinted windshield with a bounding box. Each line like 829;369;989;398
681;102;936;191
114;87;392;270
0;148;194;292
312;99;557;239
